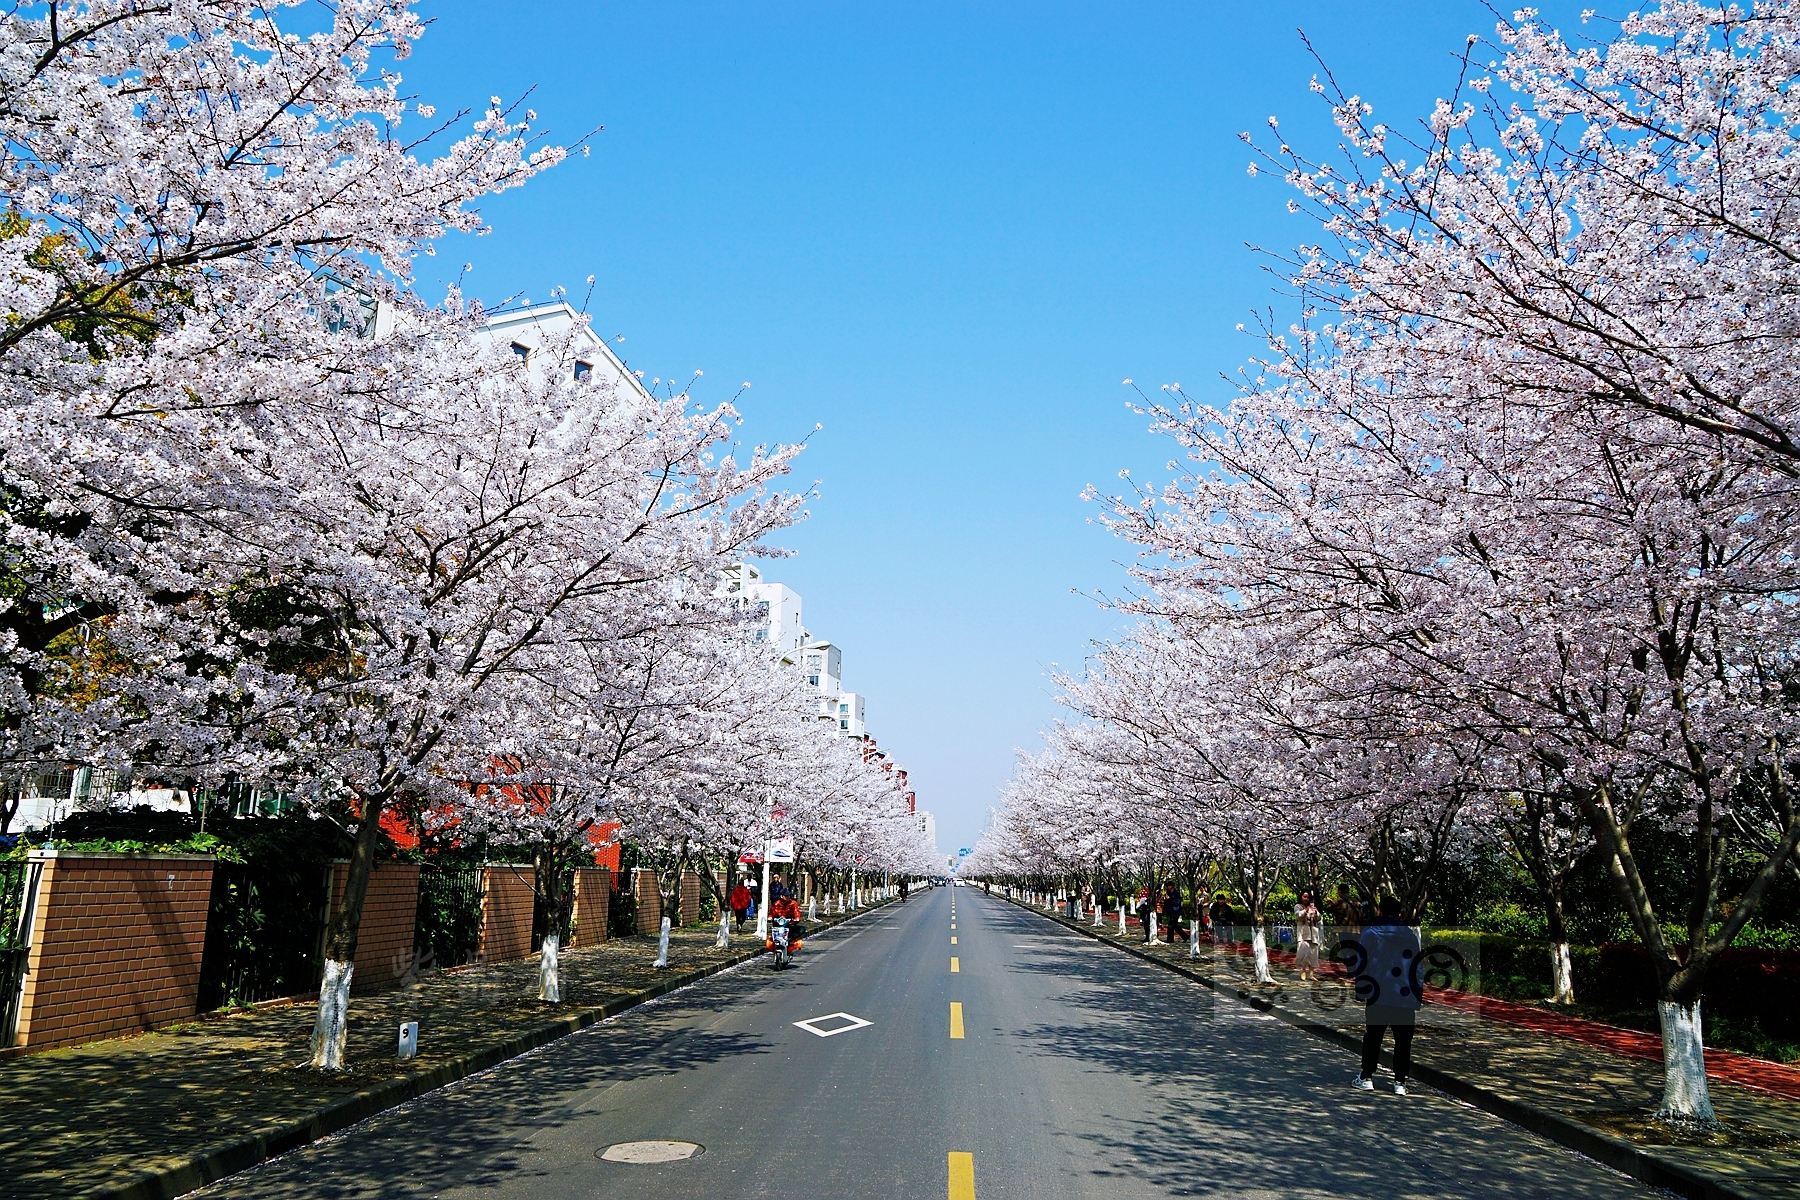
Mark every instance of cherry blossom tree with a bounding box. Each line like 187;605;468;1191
984;3;1800;1126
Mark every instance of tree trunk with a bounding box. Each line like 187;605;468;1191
1251;927;1272;983
1550;942;1575;1006
1546;881;1574;1004
1656;999;1717;1126
532;843;573;1005
309;959;354;1070
538;933;561;1003
309;784;388;1069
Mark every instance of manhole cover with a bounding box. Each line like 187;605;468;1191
598;1141;704;1164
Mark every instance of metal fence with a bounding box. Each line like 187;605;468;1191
415;866;484;970
196;861;331;1011
1;859;43;1045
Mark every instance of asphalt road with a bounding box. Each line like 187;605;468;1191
196;885;1658;1199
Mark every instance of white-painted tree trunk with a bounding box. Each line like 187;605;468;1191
1657;1000;1718;1126
1117;904;1126;934
1550;943;1575;1005
1190;921;1201;958
538;932;561;1003
1092;903;1102;928
716;911;731;948
1251;928;1273;983
808;897;818;921
309;959;354;1070
1148;912;1159;944
654;916;671;968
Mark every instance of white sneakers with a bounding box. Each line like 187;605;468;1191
1350;1075;1409;1094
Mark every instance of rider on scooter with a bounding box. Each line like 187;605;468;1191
769;891;804;951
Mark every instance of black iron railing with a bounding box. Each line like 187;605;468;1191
196;861;330;1010
1;859;43;1045
415;866;484;970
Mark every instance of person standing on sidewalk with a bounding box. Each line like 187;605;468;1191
1351;894;1421;1094
1209;894;1233;945
1163;882;1184;943
1135;886;1154;943
1294;890;1323;982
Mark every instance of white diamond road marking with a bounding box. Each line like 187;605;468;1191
793;1011;873;1038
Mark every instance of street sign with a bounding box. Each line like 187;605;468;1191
738;851;763;864
958;847;971;857
767;837;795;863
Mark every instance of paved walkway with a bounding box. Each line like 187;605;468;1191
1010;895;1800;1199
0;907;876;1199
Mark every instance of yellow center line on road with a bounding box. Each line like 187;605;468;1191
951;936;957;944
948;1151;976;1199
950;1001;965;1039
951;956;959;972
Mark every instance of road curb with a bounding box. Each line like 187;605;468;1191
994;894;1755;1200
95;899;896;1200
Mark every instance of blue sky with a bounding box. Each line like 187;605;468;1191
401;1;1573;857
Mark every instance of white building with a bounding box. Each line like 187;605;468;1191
799;641;842;698
917;809;938;856
830;692;866;737
720;563;806;657
469;301;655;404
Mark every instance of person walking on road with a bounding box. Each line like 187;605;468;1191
729;881;753;931
1351;894;1422;1094
1294;890;1323;982
1135;886;1154;943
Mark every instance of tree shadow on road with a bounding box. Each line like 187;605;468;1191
193;981;780;1199
990;909;1649;1199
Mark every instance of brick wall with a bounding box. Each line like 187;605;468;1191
679;869;701;926
632;868;660;935
327;861;420;995
571;867;610;947
12;852;213;1052
479;865;535;963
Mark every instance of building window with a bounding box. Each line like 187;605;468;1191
839;702;849;713
808;675;819;686
574;360;592;381
840;720;849;730
510;342;531;361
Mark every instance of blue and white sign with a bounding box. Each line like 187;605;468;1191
958;847;971;857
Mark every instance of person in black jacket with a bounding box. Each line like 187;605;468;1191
1351;895;1422;1095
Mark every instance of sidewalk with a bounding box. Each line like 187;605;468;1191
0;903;885;1200
1002;895;1800;1200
